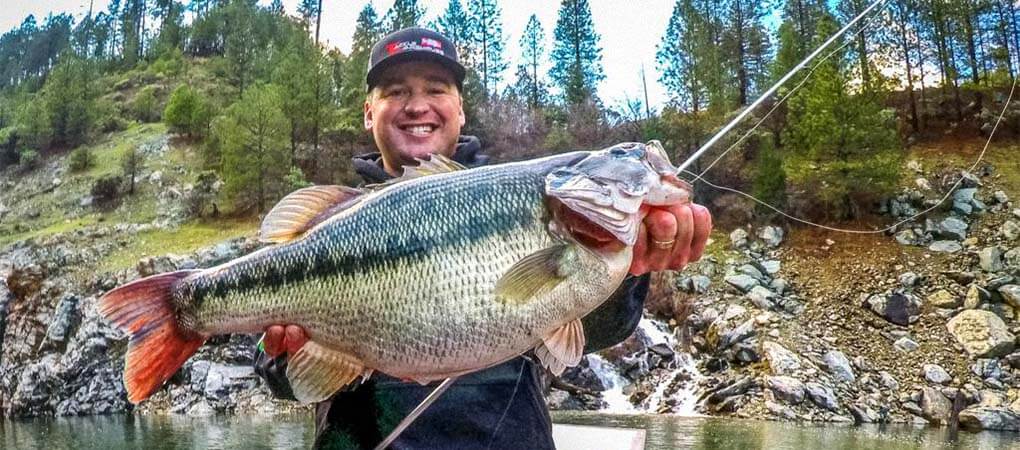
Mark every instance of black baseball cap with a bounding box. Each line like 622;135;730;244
366;27;466;91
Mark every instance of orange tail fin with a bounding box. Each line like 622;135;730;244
98;270;205;404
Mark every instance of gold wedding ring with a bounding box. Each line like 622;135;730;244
653;239;675;249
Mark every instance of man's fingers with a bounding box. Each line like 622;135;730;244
645;208;678;272
284;325;309;355
689;204;712;262
630;223;650;275
668;204;694;270
263;326;285;357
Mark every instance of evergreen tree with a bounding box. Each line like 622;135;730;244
437;0;472;63
297;0;320;25
214;83;292;212
224;0;258;94
550;0;605;104
466;0;509;97
782;15;901;218
273;30;336;163
338;3;382;129
40;53;95;148
657;0;719;112
519;14;547;107
724;0;771;105
387;0;424;32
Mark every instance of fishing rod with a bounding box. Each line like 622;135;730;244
676;0;891;174
374;377;457;450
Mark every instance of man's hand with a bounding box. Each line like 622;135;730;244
261;324;309;358
629;203;712;276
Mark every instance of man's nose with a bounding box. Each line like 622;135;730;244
403;93;429;116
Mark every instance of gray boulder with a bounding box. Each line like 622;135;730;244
959;406;1020;431
804;382;839;411
920;387;952;425
946;310;1016;358
44;294;80;350
767;376;805;404
894;229;918;245
730;228;749;249
725;274;759;293
864;292;920;326
1002;221;1020;241
927;289;960;309
894;336;920;352
763;341;801;375
993;190;1009;204
758;226;784;248
746;286;778;310
898;272;919;288
978;247;1004;272
929;241;963;253
922;364;952;385
823;350;856;383
999;285;1020;309
938;217;968;241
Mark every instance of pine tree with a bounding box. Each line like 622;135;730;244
657;0;719;112
550;0;604;104
387;0;424;32
519;14;546;107
214;83;292;212
782;15;902;219
724;0;771;105
437;0;471;62
297;0;319;25
338;3;383;130
466;0;508;97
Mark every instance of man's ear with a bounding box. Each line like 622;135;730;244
458;96;465;127
363;100;373;130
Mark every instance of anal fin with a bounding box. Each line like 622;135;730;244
285;341;368;404
534;319;585;376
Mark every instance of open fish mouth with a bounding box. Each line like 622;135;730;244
545;141;691;246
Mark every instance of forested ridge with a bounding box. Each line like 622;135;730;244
0;0;1017;222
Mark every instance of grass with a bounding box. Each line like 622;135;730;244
97;218;257;272
0;217;98;248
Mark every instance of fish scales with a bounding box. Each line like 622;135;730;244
173;155;626;379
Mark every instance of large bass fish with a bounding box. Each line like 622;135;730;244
99;141;689;404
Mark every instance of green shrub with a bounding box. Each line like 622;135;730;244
18;148;39;170
133;86;161;123
164;85;213;138
68;147;94;172
91;175;123;208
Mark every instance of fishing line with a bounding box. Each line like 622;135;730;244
485;359;527;450
691;7;887;182
676;0;892;174
682;71;1018;234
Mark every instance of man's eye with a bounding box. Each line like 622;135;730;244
384;87;408;97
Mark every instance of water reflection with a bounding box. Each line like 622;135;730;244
3;412;1019;449
552;412;1020;450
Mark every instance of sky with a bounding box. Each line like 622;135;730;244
1;0;675;110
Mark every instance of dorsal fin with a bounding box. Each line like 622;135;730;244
368;154;467;189
260;185;365;243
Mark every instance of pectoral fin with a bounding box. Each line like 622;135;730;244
285;341;368;404
260;185;366;243
534;319;586;376
494;245;577;304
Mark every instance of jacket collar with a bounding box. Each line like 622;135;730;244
352;135;488;184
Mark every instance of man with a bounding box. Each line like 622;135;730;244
254;27;712;449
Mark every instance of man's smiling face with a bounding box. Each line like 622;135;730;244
364;60;465;175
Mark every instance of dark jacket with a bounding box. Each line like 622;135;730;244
253;136;649;449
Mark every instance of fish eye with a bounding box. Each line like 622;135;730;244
610;148;627;156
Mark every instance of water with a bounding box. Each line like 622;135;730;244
4;412;1020;449
589;317;704;415
553;412;1020;450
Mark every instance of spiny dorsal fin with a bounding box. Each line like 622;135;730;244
285;340;368;404
494;244;577;305
260;185;365;243
368;154;467;189
534;319;586;376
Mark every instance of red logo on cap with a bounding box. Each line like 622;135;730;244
386;42;401;55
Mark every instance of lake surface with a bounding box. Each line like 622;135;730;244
3;412;1020;449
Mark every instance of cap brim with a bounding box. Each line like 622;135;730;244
366;51;466;91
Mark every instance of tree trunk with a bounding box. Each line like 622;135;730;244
898;15;919;132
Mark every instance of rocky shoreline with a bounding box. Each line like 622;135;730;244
1;158;1019;436
554;164;1020;433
